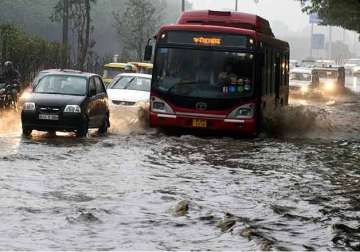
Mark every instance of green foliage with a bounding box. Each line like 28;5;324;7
0;0;60;41
114;0;163;61
299;0;360;34
0;24;61;81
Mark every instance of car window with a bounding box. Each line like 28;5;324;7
95;77;105;94
89;78;96;96
34;75;87;96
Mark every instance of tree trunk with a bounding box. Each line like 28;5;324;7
62;0;69;68
78;0;91;71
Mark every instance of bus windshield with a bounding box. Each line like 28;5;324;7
153;48;254;99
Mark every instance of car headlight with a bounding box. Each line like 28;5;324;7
64;105;81;113
323;80;336;91
23;102;36;111
301;86;309;93
151;96;174;114
228;104;255;119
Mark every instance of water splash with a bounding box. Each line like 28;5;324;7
109;102;149;135
0;110;21;134
262;105;333;138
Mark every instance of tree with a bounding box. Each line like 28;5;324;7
113;0;163;61
0;24;62;81
299;0;360;34
53;0;95;71
62;0;69;68
328;41;352;63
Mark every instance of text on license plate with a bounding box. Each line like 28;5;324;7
39;114;59;121
192;119;207;128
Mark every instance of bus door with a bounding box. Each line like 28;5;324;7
275;53;281;106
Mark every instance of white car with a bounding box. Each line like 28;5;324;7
106;73;151;106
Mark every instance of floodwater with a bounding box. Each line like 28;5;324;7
0;77;359;250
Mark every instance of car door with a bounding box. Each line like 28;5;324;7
95;76;108;122
88;77;98;128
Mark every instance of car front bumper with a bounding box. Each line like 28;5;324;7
21;111;87;132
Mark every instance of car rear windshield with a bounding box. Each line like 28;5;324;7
35;75;87;96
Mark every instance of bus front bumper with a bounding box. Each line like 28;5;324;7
150;112;257;134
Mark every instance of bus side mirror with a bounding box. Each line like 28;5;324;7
144;45;153;61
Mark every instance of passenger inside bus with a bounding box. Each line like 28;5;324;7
154;49;254;98
218;63;238;85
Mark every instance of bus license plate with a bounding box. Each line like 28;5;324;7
192;119;207;128
39;114;59;121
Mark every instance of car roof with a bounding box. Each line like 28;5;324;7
115;73;152;79
128;62;153;68
38;69;99;79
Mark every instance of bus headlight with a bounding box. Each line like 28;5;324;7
228;104;255;119
151;96;174;114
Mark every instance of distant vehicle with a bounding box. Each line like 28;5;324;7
301;59;317;68
107;73;151;106
352;66;360;77
21;70;110;137
312;66;345;93
289;67;318;95
145;10;290;135
102;63;137;86
290;60;300;70
344;59;360;75
0;82;18;110
128;62;153;74
315;59;336;68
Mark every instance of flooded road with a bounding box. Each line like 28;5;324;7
0;77;360;250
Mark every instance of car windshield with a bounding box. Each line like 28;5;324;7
290;72;312;81
103;68;123;79
153;48;254;99
109;76;151;92
317;70;338;79
34;75;87;96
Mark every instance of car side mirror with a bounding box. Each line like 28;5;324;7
89;89;96;97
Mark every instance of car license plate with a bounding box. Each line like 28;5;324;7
192;119;207;128
39;114;59;121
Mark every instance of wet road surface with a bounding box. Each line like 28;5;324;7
0;77;359;250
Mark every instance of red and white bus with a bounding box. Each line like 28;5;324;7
144;10;290;135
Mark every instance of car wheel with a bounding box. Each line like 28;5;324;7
22;128;32;137
98;115;109;135
76;121;88;138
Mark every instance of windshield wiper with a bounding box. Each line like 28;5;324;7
123;77;136;90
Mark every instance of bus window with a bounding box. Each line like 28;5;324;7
154;48;255;99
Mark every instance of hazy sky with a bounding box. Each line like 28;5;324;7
189;0;309;32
